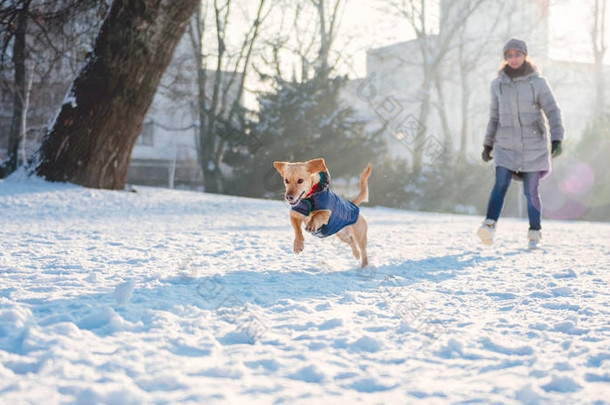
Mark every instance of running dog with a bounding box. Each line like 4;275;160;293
273;158;372;268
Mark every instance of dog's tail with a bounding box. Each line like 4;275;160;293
352;163;372;206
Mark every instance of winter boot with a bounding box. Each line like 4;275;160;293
477;219;496;246
528;229;542;249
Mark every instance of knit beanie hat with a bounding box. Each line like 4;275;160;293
503;38;528;56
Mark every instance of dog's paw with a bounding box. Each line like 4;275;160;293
305;222;319;233
293;238;304;254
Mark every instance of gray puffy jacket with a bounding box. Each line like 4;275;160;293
484;68;564;175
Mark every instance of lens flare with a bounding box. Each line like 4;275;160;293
562;162;595;195
542;160;595;220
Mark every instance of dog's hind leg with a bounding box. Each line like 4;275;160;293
336;229;360;260
351;215;368;268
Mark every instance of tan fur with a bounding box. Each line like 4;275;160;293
352;163;372;205
273;158;372;268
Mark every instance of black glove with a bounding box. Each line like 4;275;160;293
551;140;562;158
482;145;493;162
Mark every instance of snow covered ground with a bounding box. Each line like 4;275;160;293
1;175;609;404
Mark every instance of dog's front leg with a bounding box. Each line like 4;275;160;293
290;210;306;254
305;210;331;233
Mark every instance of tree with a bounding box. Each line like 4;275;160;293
2;0;29;177
187;0;271;194
0;0;105;177
383;0;487;173
224;74;385;198
220;0;381;198
259;0;347;83
454;2;502;161
591;0;607;120
310;0;344;79
30;0;199;189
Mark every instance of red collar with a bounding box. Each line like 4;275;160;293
305;172;325;198
305;183;318;198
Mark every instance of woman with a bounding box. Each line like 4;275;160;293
478;38;564;248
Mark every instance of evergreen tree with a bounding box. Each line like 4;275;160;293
224;74;385;198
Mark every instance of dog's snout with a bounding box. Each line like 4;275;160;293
285;193;295;202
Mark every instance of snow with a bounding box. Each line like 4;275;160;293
1;175;609;404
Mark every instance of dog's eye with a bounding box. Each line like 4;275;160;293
297;179;304;184
284;178;289;184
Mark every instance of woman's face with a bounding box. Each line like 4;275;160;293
505;49;526;69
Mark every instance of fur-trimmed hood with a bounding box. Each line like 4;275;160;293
497;61;538;82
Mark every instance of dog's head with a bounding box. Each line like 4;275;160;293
273;158;328;206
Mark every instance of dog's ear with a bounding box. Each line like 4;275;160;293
306;158;327;173
273;161;287;176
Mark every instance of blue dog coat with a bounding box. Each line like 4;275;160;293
291;171;360;238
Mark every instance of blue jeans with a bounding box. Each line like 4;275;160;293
486;166;542;230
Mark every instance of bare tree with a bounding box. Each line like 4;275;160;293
384;0;487;173
592;0;607;120
186;0;271;193
310;0;345;78
454;0;514;161
257;0;347;84
31;0;199;189
2;0;29;176
0;0;106;177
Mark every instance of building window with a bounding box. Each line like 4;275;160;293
138;121;154;146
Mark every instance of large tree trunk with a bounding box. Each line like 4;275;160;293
31;0;199;189
4;0;29;176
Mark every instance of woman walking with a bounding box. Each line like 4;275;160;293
478;38;564;248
